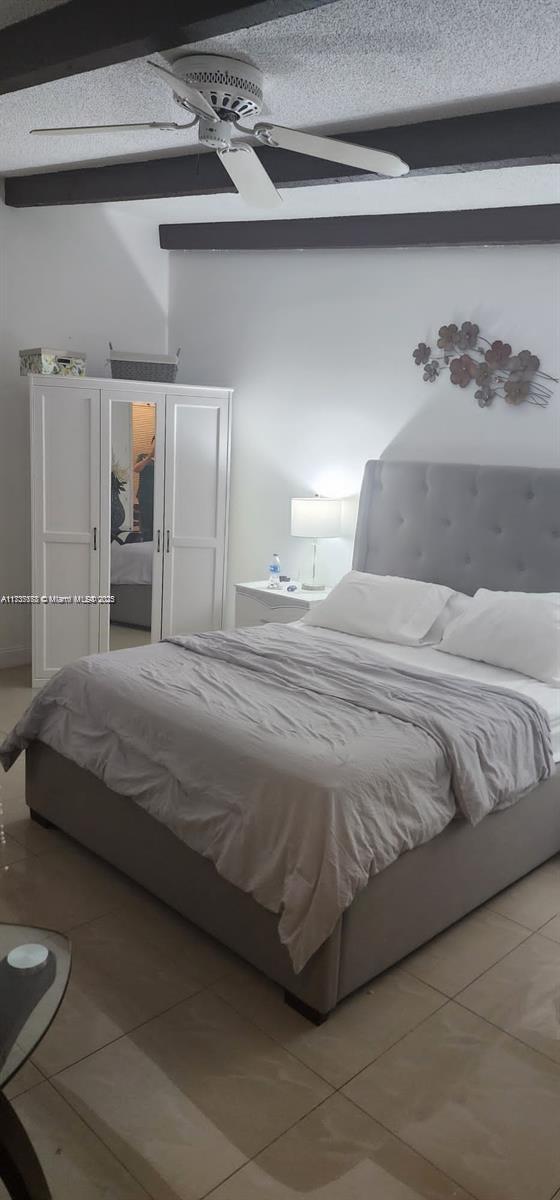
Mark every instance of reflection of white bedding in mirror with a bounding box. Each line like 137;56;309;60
111;540;153;586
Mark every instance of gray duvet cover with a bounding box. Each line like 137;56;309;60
1;624;552;972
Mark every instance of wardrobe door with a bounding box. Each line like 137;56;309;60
31;382;101;687
161;390;230;637
98;387;165;652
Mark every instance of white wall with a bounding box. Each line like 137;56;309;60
168;245;560;620
0;197;26;666
0;203;168;663
1;222;558;659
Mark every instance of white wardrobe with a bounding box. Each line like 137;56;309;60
30;375;232;688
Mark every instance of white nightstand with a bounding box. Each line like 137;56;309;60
235;581;330;627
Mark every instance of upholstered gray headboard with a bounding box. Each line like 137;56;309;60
353;460;560;594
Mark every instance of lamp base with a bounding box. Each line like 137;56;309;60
301;581;326;592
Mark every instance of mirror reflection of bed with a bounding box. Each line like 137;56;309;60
110;399;156;651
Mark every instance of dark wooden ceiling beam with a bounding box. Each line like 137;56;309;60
0;0;339;96
159;205;560;250
5;100;559;208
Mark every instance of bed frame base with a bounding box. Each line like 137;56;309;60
26;741;560;1021
36;797;325;1025
29;808;55;830
284;991;329;1026
110;583;151;630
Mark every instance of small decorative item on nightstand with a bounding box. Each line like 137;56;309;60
290;496;342;590
235;581;330;628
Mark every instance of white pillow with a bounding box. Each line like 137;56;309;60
302;571;455;645
438;588;560;684
427;590;472;644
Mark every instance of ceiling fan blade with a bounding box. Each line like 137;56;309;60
254;123;409;178
218;146;282;209
148;61;217;122
30;120;196;135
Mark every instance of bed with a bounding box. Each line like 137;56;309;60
110;540;152;630
7;460;560;1021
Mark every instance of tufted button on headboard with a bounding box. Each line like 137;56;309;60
352;460;560;595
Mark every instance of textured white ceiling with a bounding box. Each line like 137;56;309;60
0;0;67;29
0;0;558;176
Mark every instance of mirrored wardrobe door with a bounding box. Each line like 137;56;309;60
99;388;165;652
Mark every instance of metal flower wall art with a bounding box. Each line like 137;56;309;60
412;322;557;408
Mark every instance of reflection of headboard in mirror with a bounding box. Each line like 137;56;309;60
353;460;560;595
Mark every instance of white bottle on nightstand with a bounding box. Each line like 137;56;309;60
267;554;281;588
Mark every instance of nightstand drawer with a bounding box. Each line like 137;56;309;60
234;581;330;629
235;592;307;627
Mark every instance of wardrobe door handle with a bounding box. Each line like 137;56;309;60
93;527;97;551
156;529;161;552
166;530;170;553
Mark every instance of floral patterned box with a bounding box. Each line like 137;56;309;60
19;348;87;377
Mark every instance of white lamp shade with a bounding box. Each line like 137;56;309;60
291;496;342;539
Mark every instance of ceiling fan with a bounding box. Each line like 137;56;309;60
31;54;409;208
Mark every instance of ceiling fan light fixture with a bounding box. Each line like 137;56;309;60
198;117;233;151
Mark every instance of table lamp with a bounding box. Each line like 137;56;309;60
290;496;342;590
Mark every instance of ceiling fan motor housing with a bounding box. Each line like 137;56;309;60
172;55;264;123
197;118;233;150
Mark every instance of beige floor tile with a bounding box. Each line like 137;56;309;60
458;933;560;1065
486;857;560;930
0;751;26;805
0;801;28;841
214;962;445;1087
0;842;137;930
12;1081;150;1198
110;623;152;651
34;899;233;1076
344;1001;560;1200
0;669;35;729
540;914;560;944
2;811;71;855
210;1092;472;1199
0;832;28;866
118;887;235;985
55;990;331;1200
3;1059;44;1100
0;801;29;848
404;908;529;997
0;699;32;730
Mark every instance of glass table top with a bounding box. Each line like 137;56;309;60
0;924;70;1090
